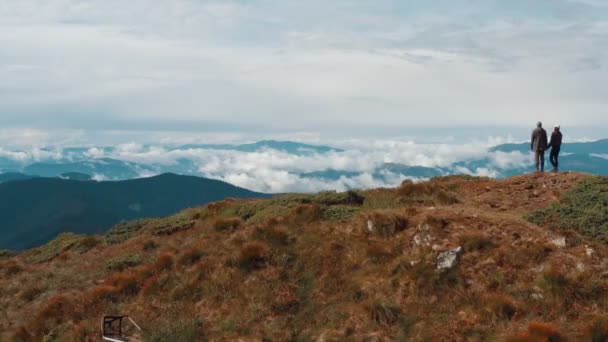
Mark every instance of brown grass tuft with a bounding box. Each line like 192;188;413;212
238;241;271;271
104;273;141;297
527;321;564;340
178;247;205;267
292;204;323;222
254;225;291;246
11;326;32;342
369;302;402;327
19;286;44;302
365;211;409;237
214;217;243;232
460;233;496;252
154;252;175;272
585;318;608;341
3;260;24;276
486;294;518;321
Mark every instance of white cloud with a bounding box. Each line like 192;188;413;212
0;1;606;132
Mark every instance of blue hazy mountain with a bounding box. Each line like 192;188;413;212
23;158;152;180
0;173;269;250
491;139;608;154
301;164;446;182
177;140;343;155
0;172;37;183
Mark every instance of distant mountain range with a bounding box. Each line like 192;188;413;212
1;140;607;185
0;173;268;250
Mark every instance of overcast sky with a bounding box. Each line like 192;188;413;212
0;0;607;143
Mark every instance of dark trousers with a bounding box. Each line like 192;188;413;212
534;150;545;172
550;147;560;170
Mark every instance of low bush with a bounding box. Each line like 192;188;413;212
460;233;496;252
292;204;323;222
178;247;205;267
152;215;195;236
19;286;44;302
214;217;243;232
271;284;300;314
238;242;270;271
104;273;141;297
3;260;24;275
104;219;153;244
34;295;76;331
525;176;608;243
88;285;120;305
106;255;143;272
154;253;175;272
369;302;402;326
171;279;203;301
586;318;608;341
365;211;409;238
486;294;518;321
73;236;102;254
526;321;564;341
26;233;84;263
367;244;395;264
398;180;460;206
254;225;290;246
143;240;159;251
311;190;365;206
144;318;203;342
322;206;360;220
0;249;16;259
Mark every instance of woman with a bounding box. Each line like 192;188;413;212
548;125;563;172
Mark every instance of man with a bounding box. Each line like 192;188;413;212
531;121;548;172
548;125;563;172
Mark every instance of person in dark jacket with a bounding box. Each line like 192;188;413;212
548;125;563;172
531;121;548;172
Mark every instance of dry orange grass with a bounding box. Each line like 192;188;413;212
2;173;607;340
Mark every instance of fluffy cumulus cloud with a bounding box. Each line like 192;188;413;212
0;136;537;192
0;0;607;133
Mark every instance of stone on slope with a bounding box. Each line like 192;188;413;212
436;246;463;270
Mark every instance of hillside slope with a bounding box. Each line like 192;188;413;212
2;172;608;341
0;173;269;250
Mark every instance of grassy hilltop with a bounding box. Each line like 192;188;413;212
2;172;608;341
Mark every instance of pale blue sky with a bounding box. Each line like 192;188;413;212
0;0;607;142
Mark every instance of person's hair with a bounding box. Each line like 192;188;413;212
537;121;542;128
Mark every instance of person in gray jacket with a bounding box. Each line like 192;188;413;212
531;122;548;172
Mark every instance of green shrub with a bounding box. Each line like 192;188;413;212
152;216;195;236
104;219;153;244
322;206;360;220
144;318;203;342
213;217;243;232
26;233;84;263
311;190;365;206
73;236;102;254
0;249;16;259
525;177;608;243
106;255;143;272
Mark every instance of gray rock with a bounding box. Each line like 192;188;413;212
367;220;374;233
413;223;433;247
530;293;544;301
551;237;566;248
436;246;463;270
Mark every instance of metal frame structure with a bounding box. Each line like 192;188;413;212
101;315;142;342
